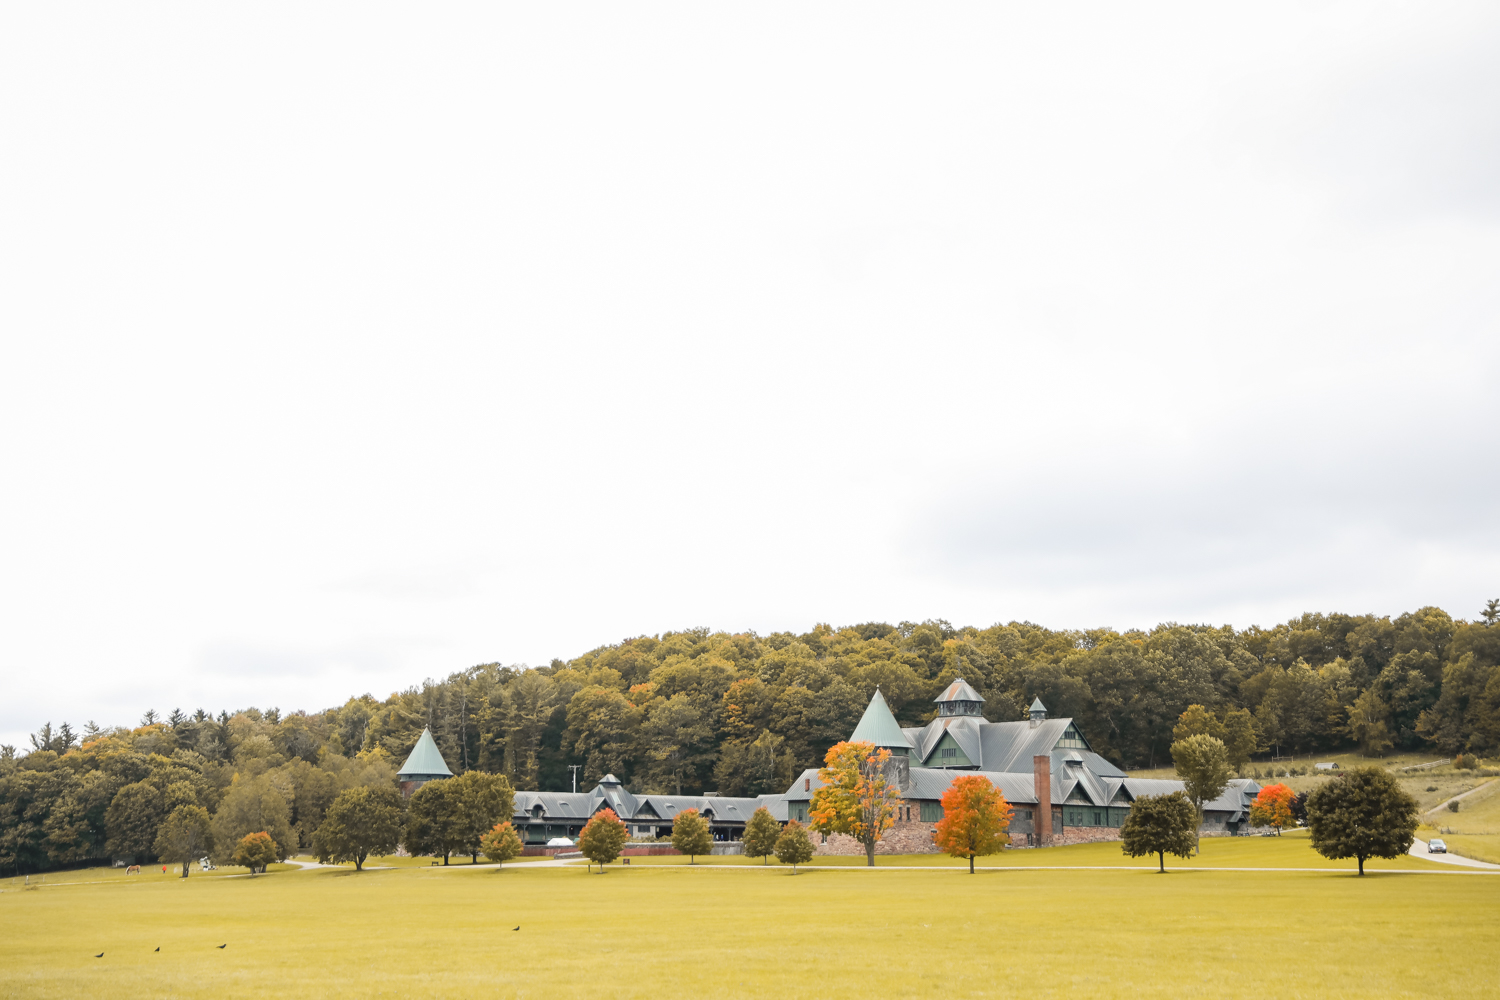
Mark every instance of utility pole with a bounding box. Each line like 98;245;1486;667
569;764;581;793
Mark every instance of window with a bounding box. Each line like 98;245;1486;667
1055;724;1088;749
920;802;945;822
1092;811;1102;826
940;748;957;758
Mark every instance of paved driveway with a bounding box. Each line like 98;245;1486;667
1409;838;1500;869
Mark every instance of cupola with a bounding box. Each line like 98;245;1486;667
934;678;985;718
1028;697;1048;728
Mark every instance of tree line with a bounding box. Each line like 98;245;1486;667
3;603;1496;874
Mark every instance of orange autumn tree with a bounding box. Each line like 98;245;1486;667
1249;783;1296;835
809;741;902;867
578;807;629;872
933;775;1013;873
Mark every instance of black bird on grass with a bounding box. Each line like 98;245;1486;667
94;953;103;958
154;947;160;952
513;926;520;931
217;944;226;949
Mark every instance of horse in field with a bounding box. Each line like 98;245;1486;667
125;865;140;875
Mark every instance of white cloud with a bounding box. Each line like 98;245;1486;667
1;3;1497;744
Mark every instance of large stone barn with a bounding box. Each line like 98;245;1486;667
398;683;1258;852
780;683;1261;852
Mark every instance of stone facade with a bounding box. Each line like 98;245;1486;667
813;817;941;856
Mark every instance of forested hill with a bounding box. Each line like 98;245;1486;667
12;604;1500;796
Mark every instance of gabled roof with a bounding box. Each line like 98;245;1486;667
849;689;913;749
934;679;984;704
396;727;454;778
1029;697;1047;713
916;716;984;766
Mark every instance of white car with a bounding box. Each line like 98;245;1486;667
1428;838;1447;854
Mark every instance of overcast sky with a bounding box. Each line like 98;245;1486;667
2;4;1497;746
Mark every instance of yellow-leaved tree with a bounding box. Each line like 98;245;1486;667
809;741;902;867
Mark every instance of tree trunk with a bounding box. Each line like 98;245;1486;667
443;852;449;865
969;854;974;874
181;861;189;878
865;838;875;867
1358;855;1365;876
1158;851;1165;873
355;852;365;872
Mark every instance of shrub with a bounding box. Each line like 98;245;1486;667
1454;754;1478;770
1426;786;1438;792
1448;800;1461;813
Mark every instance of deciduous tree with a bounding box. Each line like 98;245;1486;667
773;820;815;873
1248;782;1295;835
1170;734;1230;853
1305;766;1418;875
232;831;279;873
451;771;515;864
1220;708;1258;770
933;775;1012;873
153;805;213;878
479;821;523;866
313;785;405;871
211;775;295;864
105;781;165;860
1120;791;1196;872
406;779;466;864
578;807;628;872
809;741;901;867
670;808;713;864
742;806;780;865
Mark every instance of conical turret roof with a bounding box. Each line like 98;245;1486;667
397;727;454;778
849;689;911;750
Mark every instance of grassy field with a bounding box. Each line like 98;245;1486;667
1129;754;1496;813
1424;777;1500;864
2;836;1495;999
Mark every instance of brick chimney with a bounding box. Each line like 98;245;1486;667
1033;754;1052;846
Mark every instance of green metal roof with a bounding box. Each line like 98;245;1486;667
849;689;911;749
397;727;454;778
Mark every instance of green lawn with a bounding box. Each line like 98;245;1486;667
2;836;1495;999
628;829;1451;871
